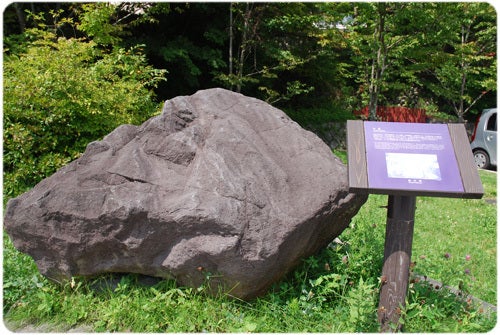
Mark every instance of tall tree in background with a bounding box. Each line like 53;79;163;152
342;2;496;121
347;2;413;120
422;2;496;122
126;2;227;98
220;2;318;103
224;2;265;93
367;3;390;121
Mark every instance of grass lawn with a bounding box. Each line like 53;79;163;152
412;169;497;305
3;168;497;332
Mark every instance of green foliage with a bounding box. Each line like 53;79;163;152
341;2;496;120
333;149;348;165
215;2;329;105
3;2;496;120
3;23;166;199
412;174;497;304
77;3;125;45
285;105;353;128
2;232;45;314
159;35;225;88
259;80;315;105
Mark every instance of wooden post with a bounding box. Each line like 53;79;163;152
378;195;416;332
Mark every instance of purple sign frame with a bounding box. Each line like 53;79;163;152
364;121;464;194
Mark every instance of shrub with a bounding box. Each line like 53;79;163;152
3;29;167;199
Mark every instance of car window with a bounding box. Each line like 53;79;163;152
486;113;497;131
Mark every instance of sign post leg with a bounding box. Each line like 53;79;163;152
378;195;416;332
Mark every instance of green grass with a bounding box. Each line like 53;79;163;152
3;169;496;332
412;171;497;305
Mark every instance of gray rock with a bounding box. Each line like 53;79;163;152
4;88;366;299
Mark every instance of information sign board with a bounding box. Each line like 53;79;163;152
364;121;464;194
347;120;483;198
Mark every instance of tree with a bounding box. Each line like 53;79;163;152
122;2;227;99
421;2;496;121
346;2;416;120
3;2;68;35
337;2;496;122
220;2;333;104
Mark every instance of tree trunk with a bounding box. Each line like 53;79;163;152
456;24;471;123
368;4;387;121
368;59;380;121
236;3;251;93
229;3;234;91
13;3;26;33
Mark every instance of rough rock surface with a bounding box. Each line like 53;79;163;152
4;88;367;299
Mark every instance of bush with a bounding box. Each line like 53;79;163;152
284;105;354;127
3;29;167;199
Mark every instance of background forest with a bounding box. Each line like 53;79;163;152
3;2;497;199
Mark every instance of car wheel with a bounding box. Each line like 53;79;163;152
474;149;490;169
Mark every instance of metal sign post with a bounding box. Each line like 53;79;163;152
347;120;483;332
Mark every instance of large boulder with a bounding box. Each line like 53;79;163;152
4;88;367;299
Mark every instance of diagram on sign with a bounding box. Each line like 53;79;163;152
385;153;441;181
364;121;464;193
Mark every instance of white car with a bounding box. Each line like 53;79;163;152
470;108;497;169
